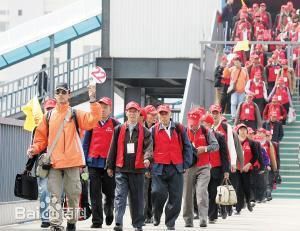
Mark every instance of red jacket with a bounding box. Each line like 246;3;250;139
240;102;256;121
250;80;264;99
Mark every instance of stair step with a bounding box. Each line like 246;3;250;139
272;193;300;199
280;164;300;170
284;126;300;131
282;132;300;137
273;188;300;194
280;154;299;159
280;159;299;164
277;183;300;188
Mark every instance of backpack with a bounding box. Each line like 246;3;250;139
46;108;80;136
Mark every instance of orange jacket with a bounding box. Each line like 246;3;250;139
229;66;249;93
32;102;101;169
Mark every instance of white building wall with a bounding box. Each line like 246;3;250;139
110;0;221;58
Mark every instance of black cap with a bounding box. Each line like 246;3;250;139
55;82;69;91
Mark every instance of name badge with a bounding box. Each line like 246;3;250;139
255;89;259;95
127;143;135;154
278;95;282;101
284;77;288;83
271;129;273;134
274;69;279;75
245;108;250;114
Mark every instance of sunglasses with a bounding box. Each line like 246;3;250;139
55;89;68;95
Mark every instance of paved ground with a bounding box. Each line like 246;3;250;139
0;199;300;231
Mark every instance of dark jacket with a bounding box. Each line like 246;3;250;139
106;123;153;174
210;131;230;179
83;118;120;169
214;65;225;88
262;121;284;143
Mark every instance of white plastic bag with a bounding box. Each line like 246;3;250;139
287;107;296;124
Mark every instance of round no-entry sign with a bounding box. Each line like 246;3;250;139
90;66;106;84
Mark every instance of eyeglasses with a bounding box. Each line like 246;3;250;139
55;89;68;95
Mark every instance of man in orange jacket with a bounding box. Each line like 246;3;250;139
27;83;101;231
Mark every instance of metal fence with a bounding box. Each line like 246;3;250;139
0;48;101;117
0;117;31;203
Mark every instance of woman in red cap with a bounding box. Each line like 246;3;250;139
235;123;259;214
263;95;287;124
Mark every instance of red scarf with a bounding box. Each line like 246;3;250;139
116;122;144;169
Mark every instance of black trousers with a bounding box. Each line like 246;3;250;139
236;171;252;212
221;85;231;114
282;103;290;125
250;167;265;201
88;167;115;225
253;98;265;117
144;176;153;220
240;120;257;130
151;165;183;228
208;167;222;220
267;82;275;95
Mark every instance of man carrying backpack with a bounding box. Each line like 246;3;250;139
151;104;193;230
82;97;120;229
27;83;101;231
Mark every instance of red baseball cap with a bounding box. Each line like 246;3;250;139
144;105;157;115
247;127;255;134
272;95;278;101
157;104;171;113
126;101;140;111
236;123;248;132
257;128;267;134
43;98;56;110
277;77;285;84
265;130;272;136
140;108;147;119
281;59;288;65
209;104;222;113
260;3;266;7
201;114;214;125
187;109;202;126
99;97;112;106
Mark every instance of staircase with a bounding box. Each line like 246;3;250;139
273;95;300;199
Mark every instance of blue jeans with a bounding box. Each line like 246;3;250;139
231;92;245;119
38;177;50;222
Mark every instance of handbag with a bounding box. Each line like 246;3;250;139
36;111;70;178
227;68;242;94
215;179;237;205
14;171;38;200
287;107;296;124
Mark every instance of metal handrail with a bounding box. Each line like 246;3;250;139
0;48;101;117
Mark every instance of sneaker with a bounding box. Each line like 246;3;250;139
185;223;193;227
209;219;216;224
66;223;76;231
167;227;175;230
50;226;64;231
90;223;102;228
41;222;51;228
106;215;114;226
267;196;272;201
145;217;153;224
113;224;123;231
200;220;207;227
247;203;253;212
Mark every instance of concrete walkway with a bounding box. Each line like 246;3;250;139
0;199;299;231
